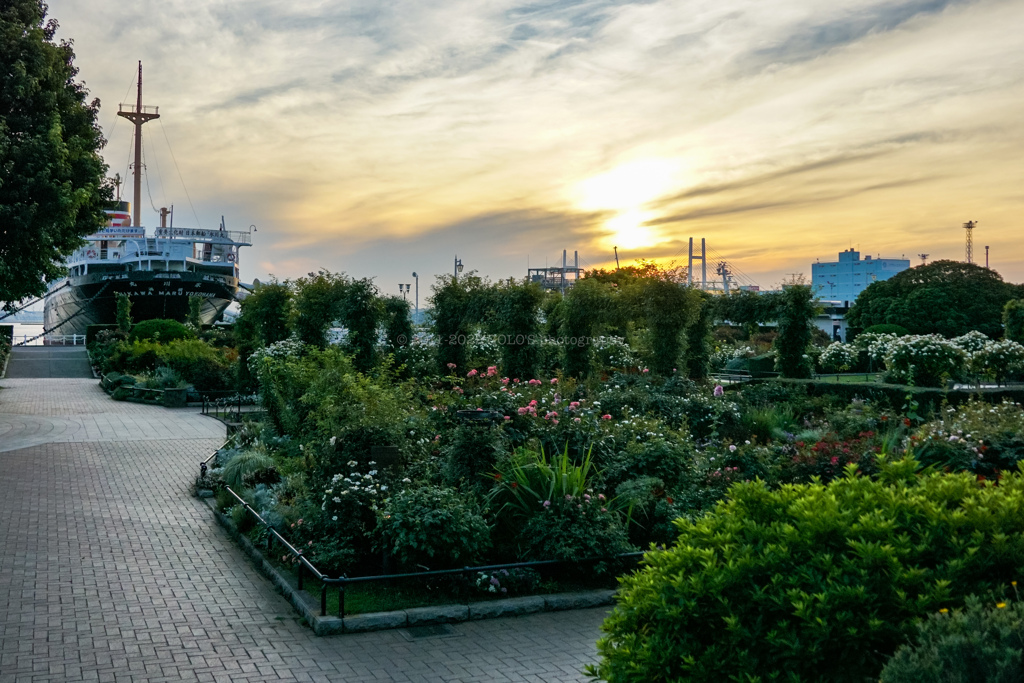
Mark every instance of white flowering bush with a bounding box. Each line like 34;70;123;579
465;329;501;367
320;459;386;522
248;336;306;372
952;330;991;355
592;335;639;371
819;342;859;373
966;339;1024;384
884;335;966;387
854;332;899;365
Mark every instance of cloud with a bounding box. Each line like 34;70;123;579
45;0;1024;291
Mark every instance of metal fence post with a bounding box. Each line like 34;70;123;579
338;580;346;619
320;584;327;616
297;561;304;591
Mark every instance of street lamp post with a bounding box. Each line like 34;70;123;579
454;256;464;279
412;272;419;317
398;284;407;300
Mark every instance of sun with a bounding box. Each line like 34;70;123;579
573;158;682;250
605;210;658;250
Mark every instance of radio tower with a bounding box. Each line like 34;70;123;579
918;253;929;265
963;221;977;264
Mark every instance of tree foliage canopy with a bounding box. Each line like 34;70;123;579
847;261;1022;338
0;0;110;307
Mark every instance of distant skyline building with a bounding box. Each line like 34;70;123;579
811;249;910;307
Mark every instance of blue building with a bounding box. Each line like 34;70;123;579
811;249;910;307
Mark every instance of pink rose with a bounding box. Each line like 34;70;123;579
467;369;478;377
601;414;612;420
550;378;558;384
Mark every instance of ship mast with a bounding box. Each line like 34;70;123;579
117;61;160;227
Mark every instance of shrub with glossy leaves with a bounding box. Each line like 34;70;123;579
592;458;1024;683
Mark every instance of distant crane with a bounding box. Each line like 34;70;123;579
963;220;977;264
918;253;929;266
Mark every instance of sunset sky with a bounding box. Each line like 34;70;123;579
50;0;1024;297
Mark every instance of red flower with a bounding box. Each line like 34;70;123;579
510;482;518;489
665;497;674;505
903;418;912;427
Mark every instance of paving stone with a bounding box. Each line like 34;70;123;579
0;378;609;682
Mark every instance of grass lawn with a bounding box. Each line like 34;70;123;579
813;373;883;384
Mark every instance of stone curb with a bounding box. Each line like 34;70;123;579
206;498;619;636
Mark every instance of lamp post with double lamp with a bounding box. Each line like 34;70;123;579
398;284;408;300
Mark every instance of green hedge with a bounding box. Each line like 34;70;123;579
0;324;12;345
764;378;1024;416
592;459;1024;682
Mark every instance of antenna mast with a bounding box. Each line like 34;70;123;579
963;220;977;264
117;61;160;227
918;253;929;265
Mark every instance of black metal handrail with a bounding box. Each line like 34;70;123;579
218;484;643;619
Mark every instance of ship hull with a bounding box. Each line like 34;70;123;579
43;270;237;338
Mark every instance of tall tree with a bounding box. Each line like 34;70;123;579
847;261;1021;338
0;0;110;308
774;284;817;378
1004;300;1024;344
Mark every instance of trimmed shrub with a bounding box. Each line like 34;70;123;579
592;458;1024;683
128;318;193;343
377;486;491;569
881;597;1024;683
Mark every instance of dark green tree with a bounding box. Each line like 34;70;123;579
847;261;1021;338
187;295;202;329
0;0;110;308
115;293;132;333
1004;299;1024;343
635;278;700;376
715;289;781;337
774;284;817;378
429;274;485;375
337;277;381;372
485;279;544;380
560;278;613;377
684;292;714;380
238;279;292;347
292;270;347;348
382;296;413;354
235;279;293;391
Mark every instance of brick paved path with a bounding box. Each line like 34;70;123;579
0;380;608;682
